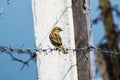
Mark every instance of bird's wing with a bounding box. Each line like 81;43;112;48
56;33;62;44
49;32;62;45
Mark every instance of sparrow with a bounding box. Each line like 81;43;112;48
49;27;67;54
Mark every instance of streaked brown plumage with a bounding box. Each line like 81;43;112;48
49;27;67;54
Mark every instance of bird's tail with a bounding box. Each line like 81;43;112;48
59;45;67;54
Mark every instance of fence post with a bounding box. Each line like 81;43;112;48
32;0;78;80
32;0;95;80
72;0;95;80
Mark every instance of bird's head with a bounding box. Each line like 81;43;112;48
52;27;63;33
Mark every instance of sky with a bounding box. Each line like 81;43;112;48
0;0;120;80
0;0;37;80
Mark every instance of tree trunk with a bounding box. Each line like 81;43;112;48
98;0;120;80
72;0;95;80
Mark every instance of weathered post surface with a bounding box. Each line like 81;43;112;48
32;0;95;80
32;0;78;80
72;0;95;80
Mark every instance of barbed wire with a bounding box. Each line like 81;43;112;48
0;44;120;70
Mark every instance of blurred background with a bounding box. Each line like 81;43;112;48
0;0;120;80
91;0;120;80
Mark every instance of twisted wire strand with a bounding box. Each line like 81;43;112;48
0;45;120;70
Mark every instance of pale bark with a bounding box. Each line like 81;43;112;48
32;0;78;80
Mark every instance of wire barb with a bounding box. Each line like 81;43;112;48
0;44;120;70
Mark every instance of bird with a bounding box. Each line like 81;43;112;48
49;27;67;54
